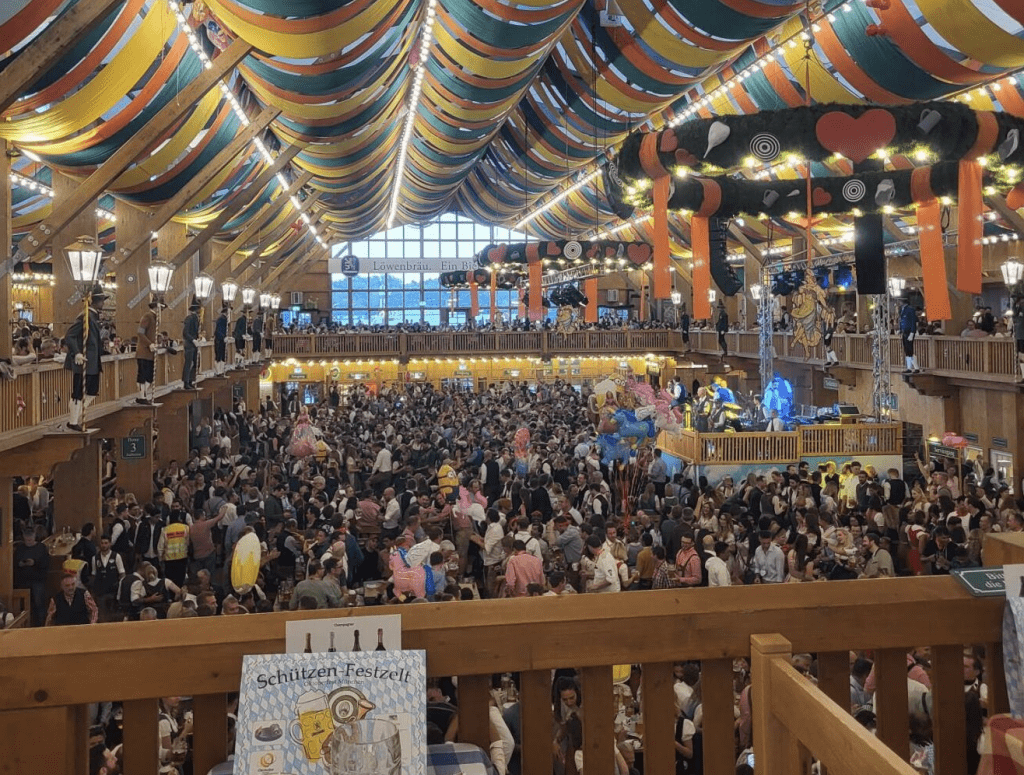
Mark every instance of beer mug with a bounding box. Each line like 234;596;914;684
290;690;335;760
325;719;402;775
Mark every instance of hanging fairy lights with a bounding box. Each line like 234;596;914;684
386;0;440;230
9;172;116;222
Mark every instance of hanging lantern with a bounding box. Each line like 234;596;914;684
1001;258;1024;289
670;290;682;305
270;294;281;310
887;277;906;298
148;261;174;296
222;279;239;304
193;273;215;302
259;292;273;310
241;286;257;307
707;289;717;304
63;236;104;287
749;284;764;301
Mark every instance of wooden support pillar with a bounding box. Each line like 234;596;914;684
0;478;12;608
751;634;804;775
0;139;11;360
156;389;201;466
115;201;153;355
243;371;261;411
104;412;157;506
52;441;102;535
51;172;97;332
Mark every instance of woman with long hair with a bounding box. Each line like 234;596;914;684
787;533;816;582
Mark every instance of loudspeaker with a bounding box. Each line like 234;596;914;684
708;217;744;296
854;214;886;295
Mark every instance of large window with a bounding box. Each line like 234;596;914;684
331;213;528;325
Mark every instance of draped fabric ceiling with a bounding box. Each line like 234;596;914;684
0;0;1022;268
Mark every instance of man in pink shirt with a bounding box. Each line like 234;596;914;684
674;531;702;587
504;540;544;597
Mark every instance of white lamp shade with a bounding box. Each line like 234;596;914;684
887;277;906;297
63;236;104;285
148;262;174;295
750;284;763;301
241;286;257;306
270;294;281;309
670;290;682;305
259;292;273;309
707;289;717;303
221;279;238;303
1002;258;1024;287
193;273;215;301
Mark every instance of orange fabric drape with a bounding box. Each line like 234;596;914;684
528;260;542;321
469;278;479;318
489;268;497;322
652;176;672;300
585;278;598;323
691;216;711;320
957;161;984;294
917;201;953;321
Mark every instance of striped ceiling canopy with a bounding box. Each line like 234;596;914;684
2;0;1023;259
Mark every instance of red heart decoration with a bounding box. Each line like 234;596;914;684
812;187;832;207
675;148;698;168
815;109;897;164
660;133;678;153
487;247;504;264
1007;183;1024;211
626;243;651;265
546;242;561;256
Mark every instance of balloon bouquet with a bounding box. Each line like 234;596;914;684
588;377;682;515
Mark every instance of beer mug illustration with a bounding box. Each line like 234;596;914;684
290;690;335;760
325;718;402;775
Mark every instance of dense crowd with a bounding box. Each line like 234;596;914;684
9;379;1016;775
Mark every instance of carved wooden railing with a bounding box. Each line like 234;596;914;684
272;330;682;359
0;578;1003;775
689;330;1019;381
659;423;901;464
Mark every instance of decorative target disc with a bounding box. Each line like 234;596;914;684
749;133;781;162
563;241;582;259
842;180;867;202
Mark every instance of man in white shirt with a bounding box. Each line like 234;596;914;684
368;441;393;494
585;535;621;593
406;526;443;567
512;516;544;561
471;510;506;598
752;531;785;583
706;542;732;587
766;410;785;433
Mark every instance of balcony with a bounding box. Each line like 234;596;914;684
0;576;1006;775
272;330;683;360
659;423;903;465
687;330;1021;386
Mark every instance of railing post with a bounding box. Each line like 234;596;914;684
519;669;553;775
580;665;615;775
873;648;910;761
751;633;803;775
192;693;228;775
399;332;407;361
29;371;41;426
701;658;736;775
457;674;491;752
122;698;159;775
640;662;675;775
930;645;967;775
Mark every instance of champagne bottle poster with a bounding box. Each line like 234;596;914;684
236;651;426;775
285;615;403;655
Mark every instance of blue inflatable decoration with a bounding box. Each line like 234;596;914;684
763;372;795;419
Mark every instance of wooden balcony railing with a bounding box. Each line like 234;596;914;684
658;423;901;464
272;330;682;359
0;578;1004;775
689;330;1020;382
0;339;246;444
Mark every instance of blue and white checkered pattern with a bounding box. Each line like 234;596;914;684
1004;599;1024;719
426;744;498;775
236;651;426;775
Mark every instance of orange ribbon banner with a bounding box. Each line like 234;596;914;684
652;175;672;300
956;160;983;294
528;259;542;321
691;215;711;320
585;278;598;323
489;268;497;321
469;278;479;317
917;201;952;321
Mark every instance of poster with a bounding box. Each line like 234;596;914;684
285;615;403;655
236;651;426;775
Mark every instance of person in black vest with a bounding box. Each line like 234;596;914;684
883;468;907;507
481;451;501;505
181;299;200;390
232;309;248;367
45;573;98;626
679;303;690;352
133;506;164;567
715;300;729;359
251;310;264;360
214;305;229;375
90;536;125;620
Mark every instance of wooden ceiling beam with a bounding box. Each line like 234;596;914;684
205;171;313;277
166;144;303;269
230;194;321;279
266;245;328;291
114;106;280;266
244;216;324;285
16;37;253;261
0;0;126;115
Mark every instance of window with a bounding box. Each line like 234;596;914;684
329;213;529;325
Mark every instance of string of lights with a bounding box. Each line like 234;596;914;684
9;172;116;223
386;0;440;230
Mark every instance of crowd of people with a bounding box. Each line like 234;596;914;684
9;378;1016;775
